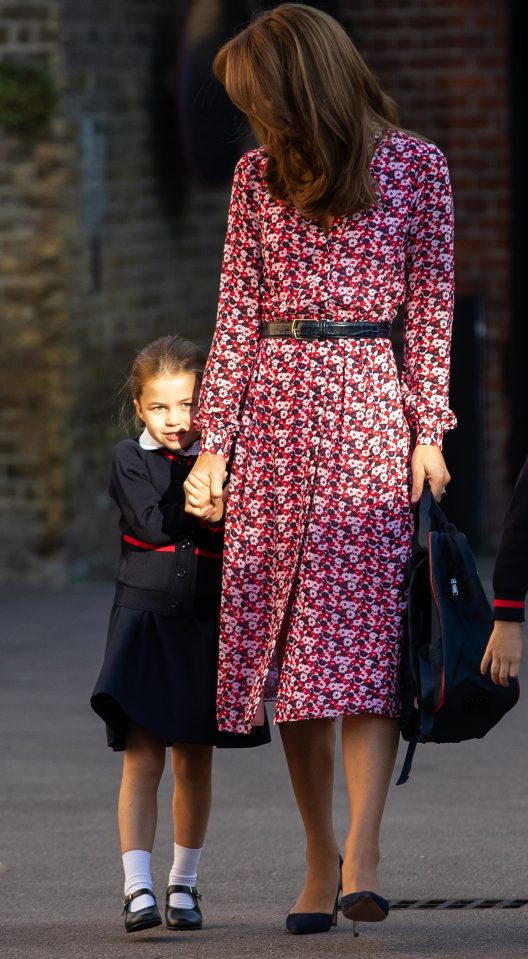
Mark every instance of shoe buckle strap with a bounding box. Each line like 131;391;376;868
167;883;201;900
122;887;155;913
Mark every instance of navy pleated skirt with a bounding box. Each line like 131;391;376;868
91;604;270;750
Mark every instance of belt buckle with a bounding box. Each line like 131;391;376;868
291;319;319;340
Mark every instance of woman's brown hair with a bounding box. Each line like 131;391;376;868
213;3;399;221
121;335;206;432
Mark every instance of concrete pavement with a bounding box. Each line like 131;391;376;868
1;574;527;959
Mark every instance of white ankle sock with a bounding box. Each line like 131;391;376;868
168;843;203;909
122;849;155;912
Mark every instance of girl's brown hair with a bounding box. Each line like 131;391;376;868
121;335;206;432
213;3;399;221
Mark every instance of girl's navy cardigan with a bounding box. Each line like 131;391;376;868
109;438;224;618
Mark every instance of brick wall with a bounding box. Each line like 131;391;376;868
340;0;512;536
0;0;72;584
57;0;232;579
0;0;234;583
0;0;515;583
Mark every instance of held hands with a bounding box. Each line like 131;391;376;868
480;621;524;687
184;453;227;521
411;444;451;504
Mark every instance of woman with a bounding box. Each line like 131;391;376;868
186;3;455;935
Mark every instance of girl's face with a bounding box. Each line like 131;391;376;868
134;373;200;451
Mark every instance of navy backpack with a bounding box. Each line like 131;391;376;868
397;483;520;784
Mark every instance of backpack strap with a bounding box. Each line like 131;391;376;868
416;482;455;551
396;739;418;785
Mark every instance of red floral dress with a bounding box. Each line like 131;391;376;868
195;129;456;734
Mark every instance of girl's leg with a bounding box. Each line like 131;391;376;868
279;719;341;914
171;744;213;847
118;723;166;913
118;723;166;852
341;714;400;895
167;744;213;909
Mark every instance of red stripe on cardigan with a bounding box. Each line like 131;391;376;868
195;548;222;560
123;534;176;552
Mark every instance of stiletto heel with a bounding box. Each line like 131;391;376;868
353;920;360;937
286;855;342;935
341;889;389;929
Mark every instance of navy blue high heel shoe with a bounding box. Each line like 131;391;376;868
285;856;342;935
340;889;389;938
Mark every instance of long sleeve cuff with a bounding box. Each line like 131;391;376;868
493;595;526;623
413;407;458;451
195;419;234;459
402;389;457;451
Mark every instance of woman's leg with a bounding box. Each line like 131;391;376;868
118;723;166;852
341;714;399;895
279;719;341;914
171;744;213;847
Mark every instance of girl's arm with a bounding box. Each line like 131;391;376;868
492;456;528;621
193;151;264;461
110;442;194;545
402;142;457;503
480;457;528;686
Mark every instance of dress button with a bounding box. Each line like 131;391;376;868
181;540;191;550
169;600;178;608
177;569;186;578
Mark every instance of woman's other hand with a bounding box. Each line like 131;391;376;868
410;444;451;504
480;621;524;687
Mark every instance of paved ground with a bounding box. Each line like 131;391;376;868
1;567;527;958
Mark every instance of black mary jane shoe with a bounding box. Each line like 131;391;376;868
165;884;203;930
340;890;389;938
122;888;162;933
286;857;342;935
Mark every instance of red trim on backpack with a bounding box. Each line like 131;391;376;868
428;533;439;610
433;671;445;713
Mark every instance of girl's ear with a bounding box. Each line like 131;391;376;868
133;398;144;421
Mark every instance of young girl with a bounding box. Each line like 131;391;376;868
91;335;270;934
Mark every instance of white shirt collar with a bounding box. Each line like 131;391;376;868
138;428;200;457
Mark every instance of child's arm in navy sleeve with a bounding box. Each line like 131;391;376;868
110;442;194;545
493;456;528;622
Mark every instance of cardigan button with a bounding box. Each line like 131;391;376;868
169;600;178;608
181;540;191;550
177;569;187;578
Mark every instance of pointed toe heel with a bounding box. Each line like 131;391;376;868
286;910;335;935
285;855;342;935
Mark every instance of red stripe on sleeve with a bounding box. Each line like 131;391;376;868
493;599;525;609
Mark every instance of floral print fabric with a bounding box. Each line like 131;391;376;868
195;129;456;733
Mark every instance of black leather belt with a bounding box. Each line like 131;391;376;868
260;320;392;340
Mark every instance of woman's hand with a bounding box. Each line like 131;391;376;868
480;621;524;687
184;453;226;519
410;444;451;504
